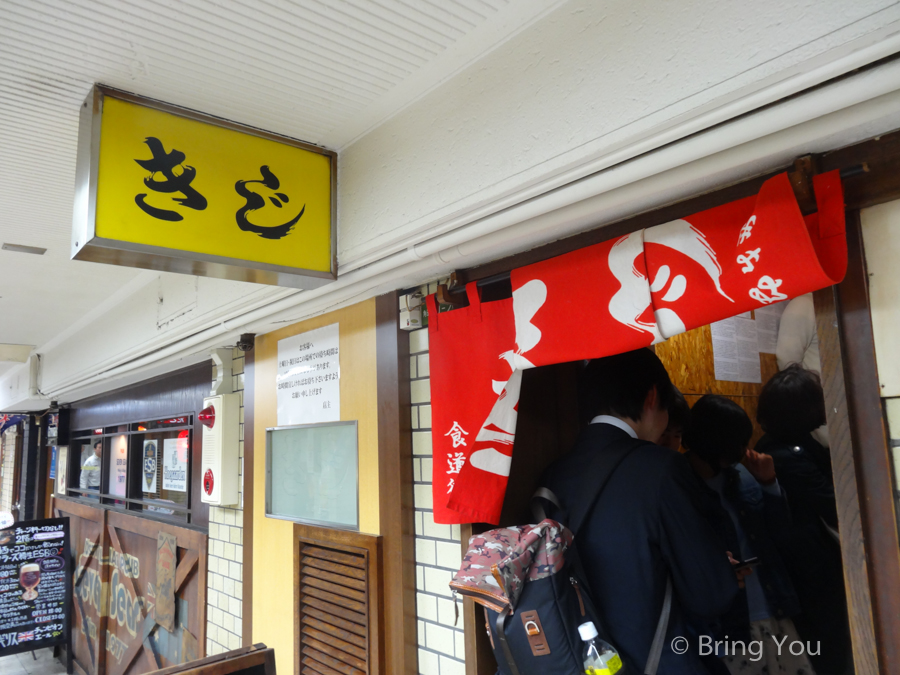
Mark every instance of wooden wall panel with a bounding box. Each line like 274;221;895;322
105;510;207;675
375;293;417;675
293;524;384;675
52;498;208;675
814;287;878;675
55;498;106;675
833;212;900;671
252;299;380;675
656;320;779;446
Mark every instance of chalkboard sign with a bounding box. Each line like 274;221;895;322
0;517;71;657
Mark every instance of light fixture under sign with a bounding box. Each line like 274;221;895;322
2;243;46;255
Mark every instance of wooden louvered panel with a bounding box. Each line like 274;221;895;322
302;596;368;627
304;606;367;638
303;564;368;591
299;541;371;674
303;555;367;581
305;545;367;568
304;616;367;649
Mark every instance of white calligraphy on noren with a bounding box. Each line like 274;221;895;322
444;422;469;448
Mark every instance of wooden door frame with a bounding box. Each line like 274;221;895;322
443;131;900;674
374;292;417;675
814;210;900;673
53;497;108;675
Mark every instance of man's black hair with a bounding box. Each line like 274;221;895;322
682;394;752;466
757;364;826;442
579;348;675;422
667;388;690;430
93;440;102;450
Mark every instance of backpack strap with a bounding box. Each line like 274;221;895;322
644;577;672;675
530;487;560;522
532;433;641;534
532;432;674;675
494;606;521;675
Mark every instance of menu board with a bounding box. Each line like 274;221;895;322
0;518;71;657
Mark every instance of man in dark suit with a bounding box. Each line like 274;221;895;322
542;349;739;674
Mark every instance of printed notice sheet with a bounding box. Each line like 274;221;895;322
755;301;788;354
163;437;188;492
711;317;762;383
277;323;340;426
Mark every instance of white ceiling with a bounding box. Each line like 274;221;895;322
0;0;559;364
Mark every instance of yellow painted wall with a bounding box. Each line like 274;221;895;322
252;299;380;674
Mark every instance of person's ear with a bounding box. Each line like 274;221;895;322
644;385;659;414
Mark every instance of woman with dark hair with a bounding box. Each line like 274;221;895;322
756;365;851;674
683;395;810;675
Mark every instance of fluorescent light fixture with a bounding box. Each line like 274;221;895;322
2;243;46;255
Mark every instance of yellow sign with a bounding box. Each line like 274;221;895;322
72;86;335;288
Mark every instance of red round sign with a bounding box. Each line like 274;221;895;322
204;469;214;495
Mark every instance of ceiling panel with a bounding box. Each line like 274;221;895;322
0;0;559;358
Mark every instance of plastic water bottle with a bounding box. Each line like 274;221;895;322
578;621;623;675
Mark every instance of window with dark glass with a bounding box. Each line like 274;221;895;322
67;415;193;523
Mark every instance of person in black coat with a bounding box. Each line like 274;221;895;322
542;350;740;674
683;395;810;675
755;364;852;675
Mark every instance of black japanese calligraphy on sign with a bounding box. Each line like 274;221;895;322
134;137;208;221
0;518;71;658
235;165;306;240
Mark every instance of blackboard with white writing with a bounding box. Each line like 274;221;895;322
0;518;71;657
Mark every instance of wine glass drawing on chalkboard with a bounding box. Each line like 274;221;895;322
19;563;40;601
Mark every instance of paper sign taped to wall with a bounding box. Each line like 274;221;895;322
755;301;788;353
276;323;340;426
711;317;761;383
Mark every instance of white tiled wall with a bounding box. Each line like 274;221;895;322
410;292;467;675
206;349;246;655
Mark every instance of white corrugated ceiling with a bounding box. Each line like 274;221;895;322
0;0;559;373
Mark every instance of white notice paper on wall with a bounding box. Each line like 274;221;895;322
163;437;188;492
755;301;788;354
277;323;340;426
711;317;762;383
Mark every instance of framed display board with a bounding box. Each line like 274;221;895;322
265;421;358;530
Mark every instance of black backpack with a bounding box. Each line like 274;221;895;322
450;438;672;675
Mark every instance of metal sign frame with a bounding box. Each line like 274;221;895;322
71;84;337;289
264;420;360;532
